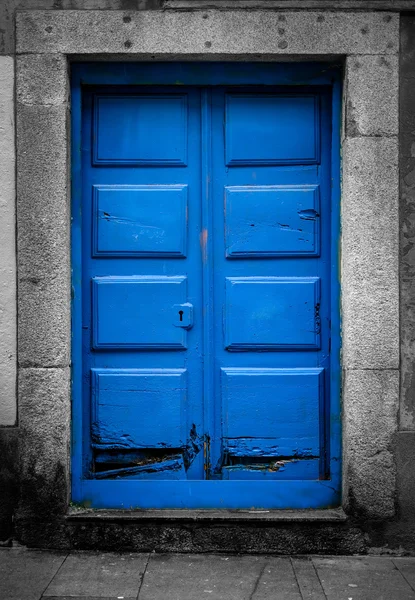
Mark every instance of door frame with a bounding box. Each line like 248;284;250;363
71;62;341;509
15;8;399;526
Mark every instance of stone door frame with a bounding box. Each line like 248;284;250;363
15;9;399;522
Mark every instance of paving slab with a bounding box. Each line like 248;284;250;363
251;557;302;600
393;559;415;592
0;549;66;600
42;552;148;598
313;557;415;600
140;553;267;600
291;557;326;600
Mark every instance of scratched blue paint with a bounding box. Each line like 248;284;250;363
71;62;342;509
93;184;188;257
224;277;321;350
225;185;320;257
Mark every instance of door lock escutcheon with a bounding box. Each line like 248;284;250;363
173;303;194;329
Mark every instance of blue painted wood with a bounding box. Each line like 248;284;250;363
225;93;320;165
224;277;321;350
91;369;186;449
92;185;188;257
225;185;320;258
91;276;188;349
93;94;188;165
71;62;342;509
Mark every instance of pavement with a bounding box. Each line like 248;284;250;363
1;548;415;600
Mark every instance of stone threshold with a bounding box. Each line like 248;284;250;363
66;508;347;523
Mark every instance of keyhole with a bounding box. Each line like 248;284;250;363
179;310;184;322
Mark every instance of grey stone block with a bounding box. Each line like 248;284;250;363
346;55;398;137
17;367;71;537
313;557;415;600
395;431;415;520
1;0;164;56
399;16;415;431
342;137;399;370
18;275;70;368
0;549;67;600
343;369;398;518
16;10;399;56
18;367;71;474
17;54;68;106
0;55;16;425
0;427;19;540
43;552;148;598
16;102;70;367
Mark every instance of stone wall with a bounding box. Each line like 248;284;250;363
0;0;414;552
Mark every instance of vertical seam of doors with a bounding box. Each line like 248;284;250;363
201;88;214;480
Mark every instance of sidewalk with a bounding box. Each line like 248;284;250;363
1;548;415;600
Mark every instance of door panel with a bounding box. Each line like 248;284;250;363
73;64;340;508
209;87;331;482
81;87;204;481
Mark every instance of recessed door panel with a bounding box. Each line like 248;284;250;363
225;93;320;165
93;94;188;165
92;276;188;350
73;66;340;509
92;185;188;257
225;277;321;350
225;185;320;257
91;368;187;449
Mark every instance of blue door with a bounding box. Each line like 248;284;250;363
72;63;341;509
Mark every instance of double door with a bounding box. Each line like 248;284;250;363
73;66;340;509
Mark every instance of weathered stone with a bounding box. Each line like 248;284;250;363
345;54;398;137
342;136;399;369
17;54;68;105
43;552;148;598
17;367;71;545
0;549;66;600
16;10;399;56
140;554;267;600
395;431;415;521
16;103;70;367
18;276;70;369
399;15;415;430
0;56;16;426
18;367;71;475
313;557;415;600
0;428;19;541
343;369;398;518
1;0;164;56
291;557;326;600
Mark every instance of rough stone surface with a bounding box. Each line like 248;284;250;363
16;10;399;56
314;556;415;600
43;552;148;598
16;368;71;548
8;1;405;553
342;136;399;370
139;554;267;600
17;54;68;106
1;0;164;55
0;56;16;426
0;428;19;541
400;15;415;430
17;103;70;368
0;549;66;600
343;369;399;519
67;520;367;554
345;54;398;137
395;431;415;521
